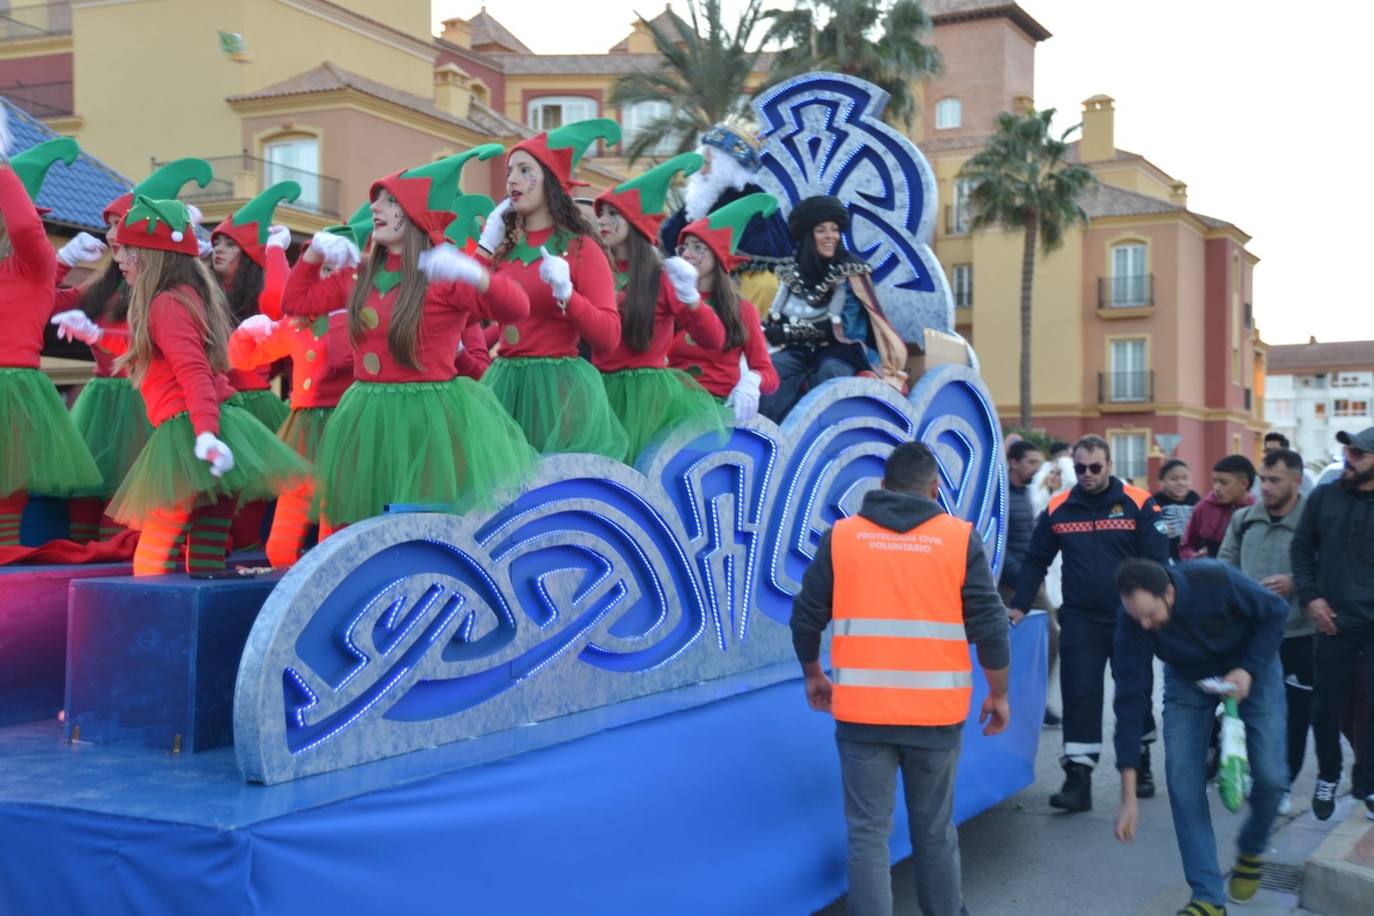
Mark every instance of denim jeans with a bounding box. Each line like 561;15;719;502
837;738;970;916
757;344;863;422
1162;658;1287;905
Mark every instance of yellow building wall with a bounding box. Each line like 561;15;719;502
70;0;435;179
327;0;430;41
1089;161;1176;204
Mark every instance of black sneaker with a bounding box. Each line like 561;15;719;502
1312;779;1338;821
1137;746;1157;799
1043;708;1062;728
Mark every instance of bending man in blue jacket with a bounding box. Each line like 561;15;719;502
1008;435;1170;811
1113;558;1287;916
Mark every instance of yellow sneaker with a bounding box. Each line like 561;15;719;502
1177;902;1226;916
1227;851;1263;903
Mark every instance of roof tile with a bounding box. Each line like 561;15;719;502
3;100;130;232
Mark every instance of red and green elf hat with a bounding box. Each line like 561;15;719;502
323;201;375;251
595;152;702;243
210;181;300;268
9;137;80;217
444;194;495;251
509;118;621;191
115;195;200;257
370;143;503;246
679;192;779;271
102;158;214;226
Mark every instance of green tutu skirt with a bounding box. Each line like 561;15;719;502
312;377;539;526
106;405;309;527
68;375;154;498
483;356;629;461
602;367;730;464
227;388;290;432
0;367;102;497
277;406;334;462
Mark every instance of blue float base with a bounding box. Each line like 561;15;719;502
0;619;1045;915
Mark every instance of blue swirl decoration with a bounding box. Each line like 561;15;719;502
752;71;955;342
234;370;1006;785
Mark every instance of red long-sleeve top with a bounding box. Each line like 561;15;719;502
668;295;778;399
489;227;619;358
0;165;58;369
592;265;726;373
455;321;494;380
224;246;289;393
138;287;235;435
227;309;353;409
54;262;129;378
283;254;529;383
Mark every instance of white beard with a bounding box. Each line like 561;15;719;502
683;150;751;222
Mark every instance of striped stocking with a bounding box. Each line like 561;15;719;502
132;504;192;576
68;497;103;544
186;498;236;573
266;483;313;568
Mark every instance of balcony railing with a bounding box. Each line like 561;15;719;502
1098;370;1154;405
944;205;970;235
1098;274;1154;308
0;80;72;117
0;2;71;40
152;153;342;218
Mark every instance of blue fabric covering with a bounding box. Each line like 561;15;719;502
4;100;131;230
0;620;1046;915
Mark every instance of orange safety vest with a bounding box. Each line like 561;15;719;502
829;512;974;727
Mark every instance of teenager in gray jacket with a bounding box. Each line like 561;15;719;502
1220;448;1310;814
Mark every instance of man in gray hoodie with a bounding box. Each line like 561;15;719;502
791;442;1010;916
1220;447;1311;814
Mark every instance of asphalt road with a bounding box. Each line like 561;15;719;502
816;661;1329;915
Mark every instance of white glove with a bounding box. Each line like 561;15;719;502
266;224;291;250
197;237;213;258
194;432;235;478
50;309;103;345
58;232;108;268
186;204;205;225
725;368;762;423
477;197;512;254
310;230;361;270
538;245;573;305
661;256;700;305
237;314;276;340
418;242;485;286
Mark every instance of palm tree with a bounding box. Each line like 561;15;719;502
762;0;942;128
610;0;766;164
958;108;1097;430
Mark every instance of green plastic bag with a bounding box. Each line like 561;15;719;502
1218;696;1249;813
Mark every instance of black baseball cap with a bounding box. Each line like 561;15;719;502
1336;427;1374;451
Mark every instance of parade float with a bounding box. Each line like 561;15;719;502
0;74;1046;914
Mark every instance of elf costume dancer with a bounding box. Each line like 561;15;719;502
446;194;498;381
209;181;299;431
102;196;306;575
479;119;628;460
592;153;728;464
284;147;537;528
668;194;780;424
0;136;103;546
50;158;213;542
225;203;370;567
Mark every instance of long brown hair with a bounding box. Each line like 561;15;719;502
618;228;662;353
706;259;747;350
493;161;613;269
222;252;265;322
347;221;431;371
79;260;129;322
117;247;231;384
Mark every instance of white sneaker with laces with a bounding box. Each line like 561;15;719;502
1278;791;1292;815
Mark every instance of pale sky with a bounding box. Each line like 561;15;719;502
433;0;1373;345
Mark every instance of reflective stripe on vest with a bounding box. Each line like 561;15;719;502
829;511;973;727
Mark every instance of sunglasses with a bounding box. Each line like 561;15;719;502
1074;462;1105;476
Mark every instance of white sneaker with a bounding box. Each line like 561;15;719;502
1278;791;1293;815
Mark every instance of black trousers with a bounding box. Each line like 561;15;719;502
1313;623;1374;797
1280;635;1315;784
1059;611;1156;770
757;342;866;422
